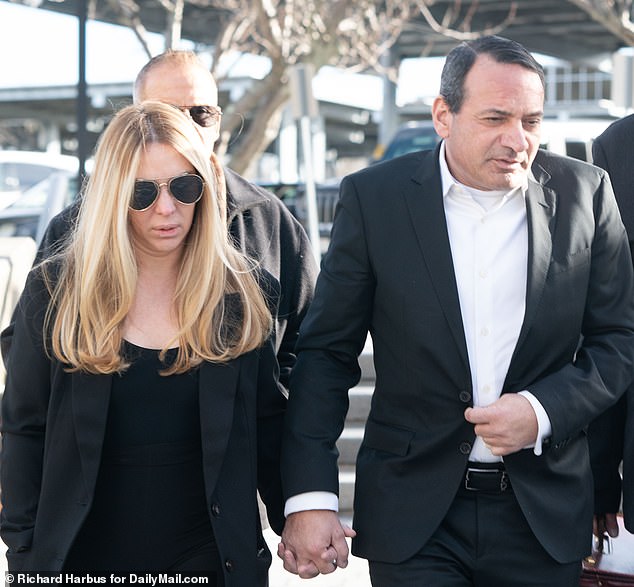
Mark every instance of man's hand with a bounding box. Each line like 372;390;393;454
593;513;619;541
278;510;356;579
464;394;538;456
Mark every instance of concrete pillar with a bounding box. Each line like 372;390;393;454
611;50;634;111
38;123;61;153
378;46;399;148
278;106;298;183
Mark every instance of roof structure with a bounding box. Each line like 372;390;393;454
9;0;629;64
0;0;628;173
397;0;627;63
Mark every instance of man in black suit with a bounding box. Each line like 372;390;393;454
278;36;634;586
588;116;634;538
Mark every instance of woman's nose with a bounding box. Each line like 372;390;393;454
153;184;177;214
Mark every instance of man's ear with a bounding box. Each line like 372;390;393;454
432;96;451;139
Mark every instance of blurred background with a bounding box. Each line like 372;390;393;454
2;3;634;576
2;0;634;246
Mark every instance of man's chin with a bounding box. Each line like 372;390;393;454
494;170;528;191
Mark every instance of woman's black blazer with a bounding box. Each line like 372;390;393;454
1;263;286;586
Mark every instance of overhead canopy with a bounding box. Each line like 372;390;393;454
10;0;628;64
0;0;626;171
398;0;627;63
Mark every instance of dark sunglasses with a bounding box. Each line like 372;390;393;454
130;173;204;211
177;105;222;128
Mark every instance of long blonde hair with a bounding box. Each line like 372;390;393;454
44;101;272;375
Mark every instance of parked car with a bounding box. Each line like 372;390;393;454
260;179;341;235
259;179;341;257
539;118;614;162
372;120;441;163
0;150;78;211
0;170;78;245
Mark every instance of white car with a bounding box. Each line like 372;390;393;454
0;170;78;245
0;150;78;211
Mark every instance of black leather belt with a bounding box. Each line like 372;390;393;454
464;463;511;493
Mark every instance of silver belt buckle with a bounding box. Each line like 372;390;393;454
464;467;486;491
464;467;509;491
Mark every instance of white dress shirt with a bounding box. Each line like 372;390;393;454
284;144;552;516
438;141;551;462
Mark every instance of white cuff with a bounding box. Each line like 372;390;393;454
518;390;552;456
284;491;339;518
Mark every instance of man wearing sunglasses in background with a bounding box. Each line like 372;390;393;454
0;51;317;533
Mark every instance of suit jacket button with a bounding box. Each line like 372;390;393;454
459;442;472;455
225;559;234;572
459;390;471;403
211;503;221;517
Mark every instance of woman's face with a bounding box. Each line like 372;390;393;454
128;143;198;260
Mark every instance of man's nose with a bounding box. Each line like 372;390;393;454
501;121;529;152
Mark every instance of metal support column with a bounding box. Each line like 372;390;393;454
77;0;88;182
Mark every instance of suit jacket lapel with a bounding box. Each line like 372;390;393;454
402;150;470;372
198;359;240;497
72;371;111;501
509;165;556;372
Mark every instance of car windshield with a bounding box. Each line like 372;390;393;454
9;176;56;209
382;127;440;160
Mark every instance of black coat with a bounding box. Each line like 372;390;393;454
282;145;634;564
1;262;286;586
589;115;634;532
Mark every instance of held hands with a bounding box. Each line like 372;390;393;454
593;513;619;541
278;510;356;579
464;393;538;456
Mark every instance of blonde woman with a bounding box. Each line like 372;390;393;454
1;101;285;585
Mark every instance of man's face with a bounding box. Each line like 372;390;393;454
432;54;544;191
137;62;220;159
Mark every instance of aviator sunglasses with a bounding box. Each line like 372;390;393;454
176;105;222;128
130;172;205;211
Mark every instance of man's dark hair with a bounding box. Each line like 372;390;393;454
440;35;545;113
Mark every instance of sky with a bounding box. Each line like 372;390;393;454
0;1;446;111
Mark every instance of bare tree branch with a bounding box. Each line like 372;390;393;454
415;0;518;40
105;0;153;57
164;0;185;48
568;0;634;45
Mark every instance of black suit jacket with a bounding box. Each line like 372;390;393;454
590;115;634;532
282;145;634;564
1;264;286;585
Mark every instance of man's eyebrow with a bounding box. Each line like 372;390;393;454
478;108;544;118
478;108;511;117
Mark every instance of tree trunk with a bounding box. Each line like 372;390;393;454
165;0;185;49
216;60;291;176
225;81;291;176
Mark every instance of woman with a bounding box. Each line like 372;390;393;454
1;102;285;585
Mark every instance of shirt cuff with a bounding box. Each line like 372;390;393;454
284;492;339;518
518;390;552;456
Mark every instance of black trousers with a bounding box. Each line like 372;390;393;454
369;484;582;587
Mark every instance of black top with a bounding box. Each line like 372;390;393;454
64;342;217;573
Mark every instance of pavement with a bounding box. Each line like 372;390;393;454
0;529;371;586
